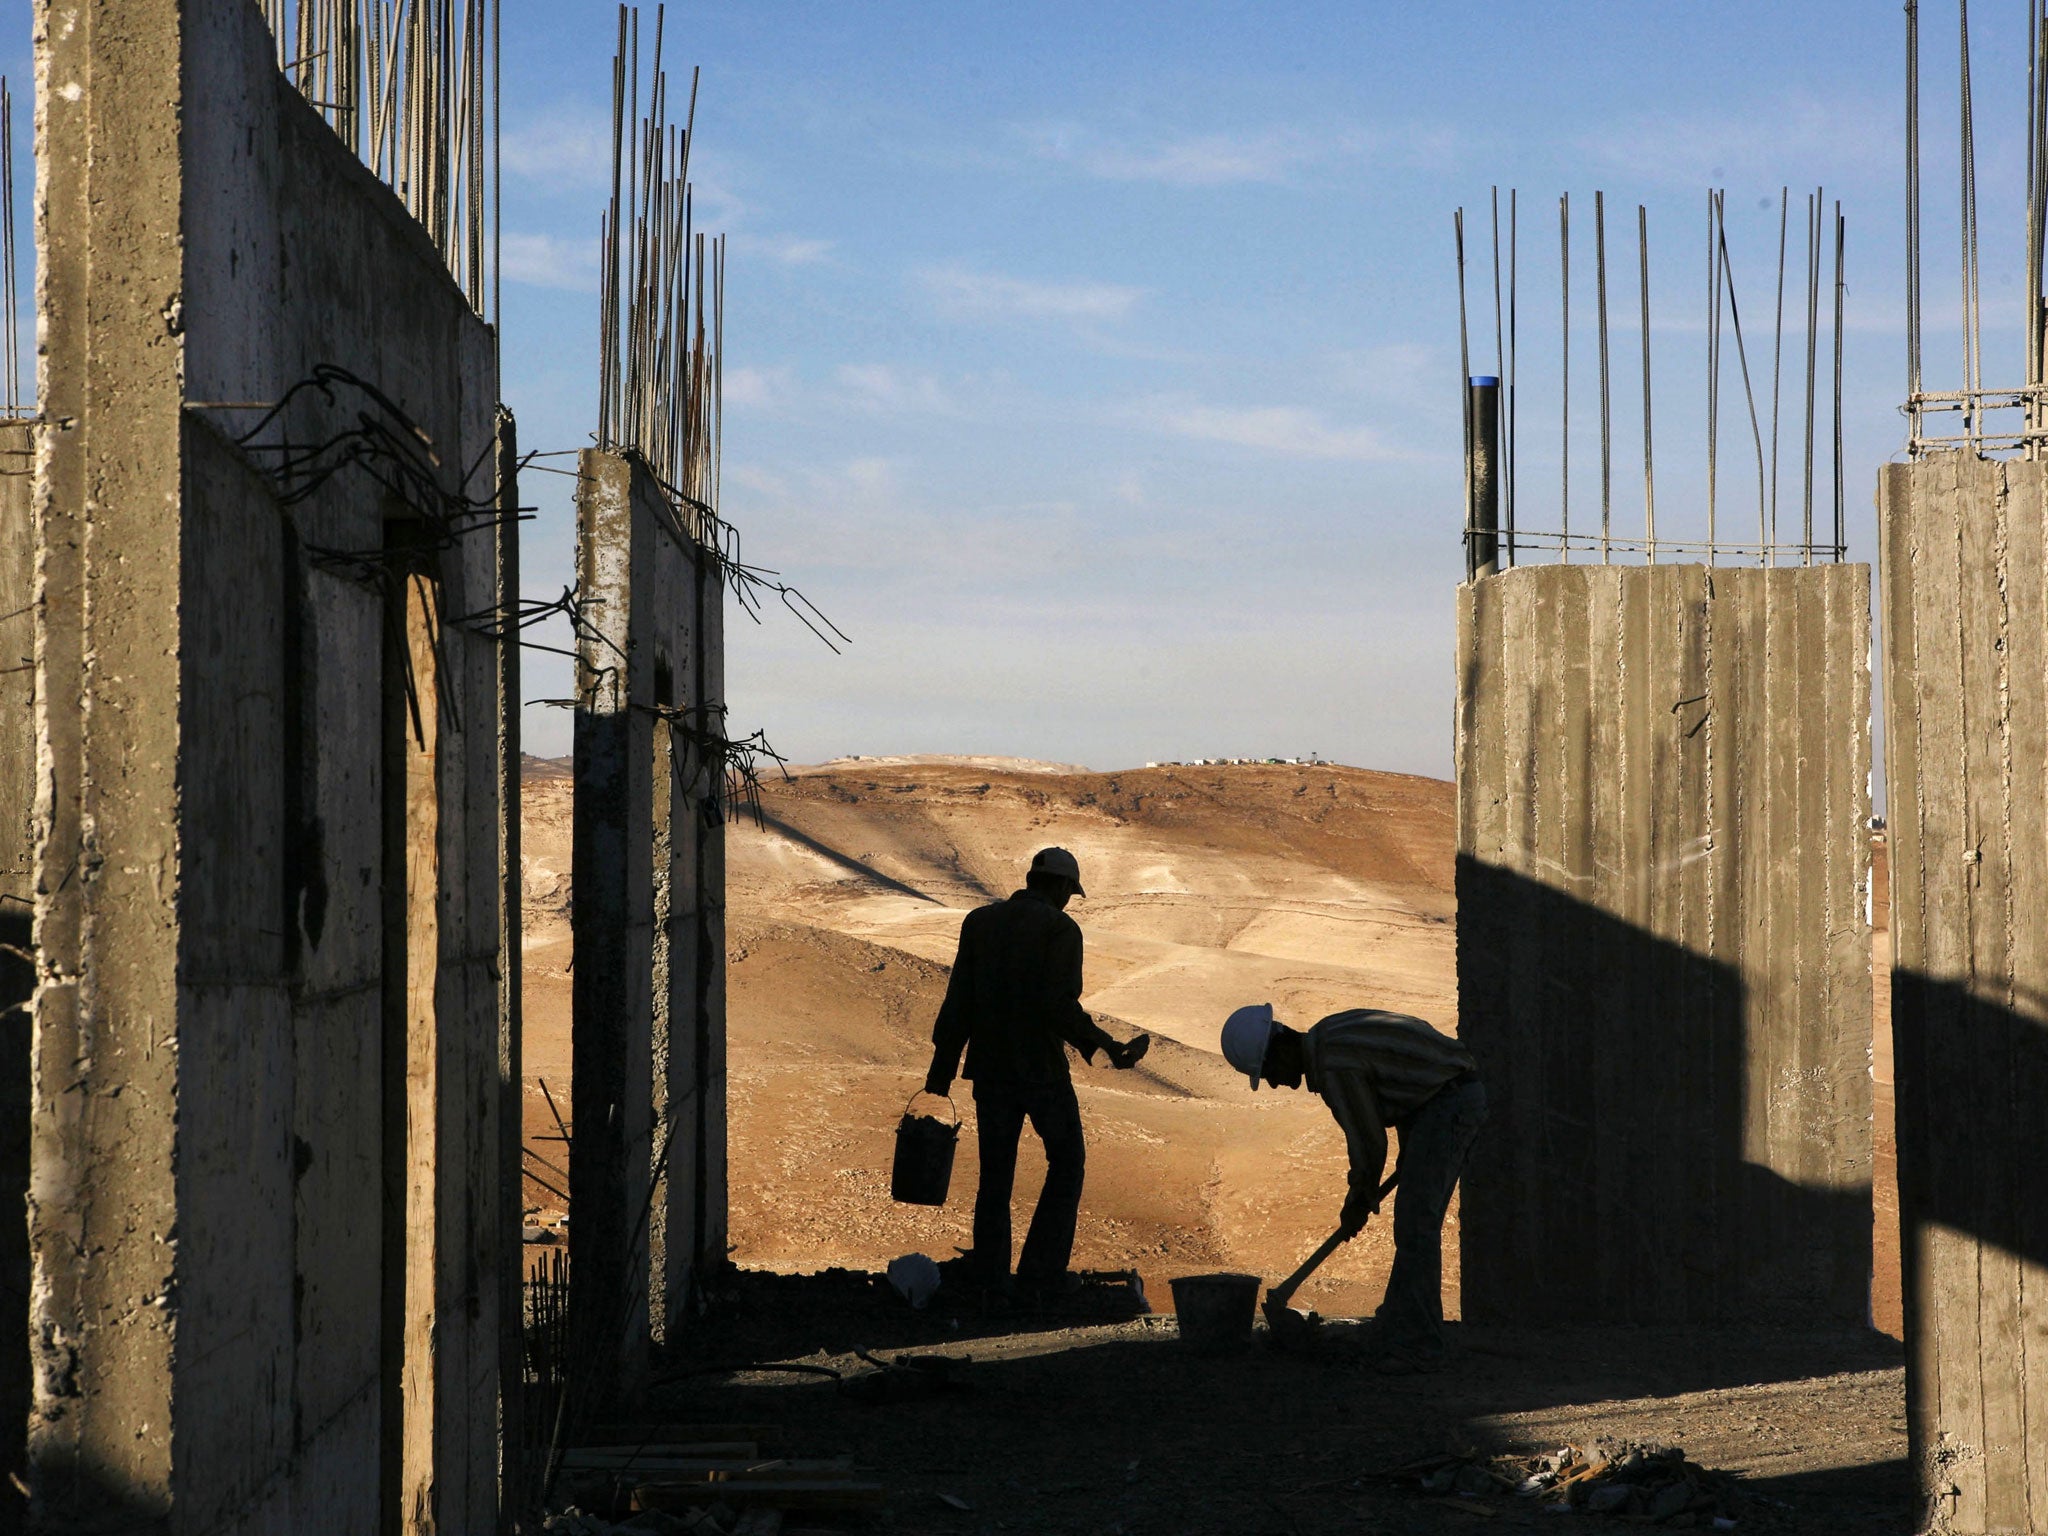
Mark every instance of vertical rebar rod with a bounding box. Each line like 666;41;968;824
1843;207;1859;561
1;77;15;417
1959;0;1981;449
2029;0;2041;447
2033;0;2048;450
1508;191;1519;566
1805;189;1821;560
1458;209;1473;577
1639;204;1655;562
1769;187;1787;561
1714;192;1768;563
1906;0;1922;451
1596;189;1611;563
1560;192;1570;562
1706;189;1719;560
1491;188;1509;566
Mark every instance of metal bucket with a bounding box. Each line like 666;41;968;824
1169;1272;1261;1352
890;1096;959;1206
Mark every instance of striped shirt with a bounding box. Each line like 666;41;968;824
1301;1009;1475;1132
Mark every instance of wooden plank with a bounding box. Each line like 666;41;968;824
401;567;445;1530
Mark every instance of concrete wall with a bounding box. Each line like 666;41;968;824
1456;562;1873;1325
0;420;33;1527
571;451;726;1390
1879;454;2048;1535
31;2;513;1530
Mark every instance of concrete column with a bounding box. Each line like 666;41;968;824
494;413;525;1528
1879;453;2048;1535
31;1;512;1528
0;421;35;1523
572;450;727;1368
1456;563;1873;1325
571;450;656;1391
694;541;729;1279
32;1;189;1521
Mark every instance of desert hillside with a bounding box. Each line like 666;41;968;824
523;756;1463;1318
522;757;1901;1332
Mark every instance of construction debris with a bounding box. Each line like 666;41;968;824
1374;1439;1768;1527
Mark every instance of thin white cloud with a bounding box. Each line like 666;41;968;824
1134;398;1408;462
1578;94;1892;188
834;364;958;416
1024;122;1327;187
501;107;613;187
1329;342;1441;403
918;265;1143;322
723;365;793;411
731;233;835;266
501;232;597;292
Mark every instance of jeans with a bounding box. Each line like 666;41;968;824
971;1077;1086;1281
1377;1077;1488;1360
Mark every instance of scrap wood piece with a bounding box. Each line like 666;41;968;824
635;1479;885;1514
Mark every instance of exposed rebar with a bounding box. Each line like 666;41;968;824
599;8;723;516
260;0;497;316
1596;190;1611;563
1639;204;1655;562
1;77;17;417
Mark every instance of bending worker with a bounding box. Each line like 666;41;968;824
1221;1003;1485;1370
924;847;1149;1295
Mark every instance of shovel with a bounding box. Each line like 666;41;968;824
1262;1169;1399;1350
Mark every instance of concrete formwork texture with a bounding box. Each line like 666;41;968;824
1455;562;1874;1326
570;449;728;1395
1878;453;2048;1536
28;1;519;1530
0;420;32;1518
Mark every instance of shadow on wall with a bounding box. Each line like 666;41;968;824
1892;970;2048;1272
1457;857;1872;1325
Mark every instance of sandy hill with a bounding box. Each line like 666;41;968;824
718;757;1459;1314
522;756;1461;1315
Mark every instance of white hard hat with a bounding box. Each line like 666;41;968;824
1220;1003;1276;1090
1030;846;1085;896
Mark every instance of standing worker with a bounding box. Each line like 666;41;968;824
923;847;1150;1297
1220;1003;1485;1371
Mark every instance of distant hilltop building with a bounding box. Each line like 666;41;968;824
1141;754;1328;769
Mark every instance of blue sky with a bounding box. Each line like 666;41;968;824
2;2;2030;778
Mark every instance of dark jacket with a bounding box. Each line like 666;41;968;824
929;889;1116;1086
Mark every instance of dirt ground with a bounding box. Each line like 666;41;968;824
522;756;1911;1532
589;1268;1909;1535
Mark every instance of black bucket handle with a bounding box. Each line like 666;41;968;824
905;1090;959;1125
